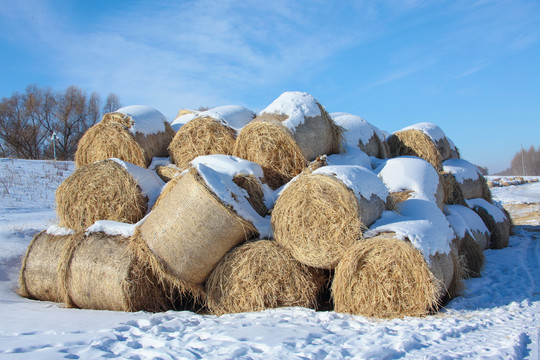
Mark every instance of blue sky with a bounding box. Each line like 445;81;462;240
0;0;539;173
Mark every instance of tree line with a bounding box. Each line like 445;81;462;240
496;145;540;176
0;85;121;160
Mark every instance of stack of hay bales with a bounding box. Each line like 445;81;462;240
234;92;343;188
19;93;513;319
76;105;174;168
168;105;255;170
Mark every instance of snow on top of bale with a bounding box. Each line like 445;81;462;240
312;165;389;202
444;204;489;238
466;198;507;223
260;92;321;133
110;158;165;211
443;159;482;184
399;122;447;143
330;112;385;146
325;146;372;168
171;105;255;133
367;199;454;262
190;155;272;238
375;156;440;204
114;105;168;135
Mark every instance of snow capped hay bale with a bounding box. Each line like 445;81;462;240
61;232;171;312
168;106;255;170
79;105;174;168
332;235;440;318
134;155;271;291
387;129;444;171
392;122;459;162
75;122;147;168
443;159;491;202
331;112;389;158
272;165;389;269
368;199;459;299
445;204;490;251
56;159;164;231
234;92;342;189
440;172;467;206
18;230;76;303
206;240;326;315
375;156;445;210
467;198;511;249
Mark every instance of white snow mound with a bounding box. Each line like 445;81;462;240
330;112;386;147
114;105;168;135
443;159;482;183
260;92;321;133
444;204;490;238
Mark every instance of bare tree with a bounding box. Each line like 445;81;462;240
103;93;121;113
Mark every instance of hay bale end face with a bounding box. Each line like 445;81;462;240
332;235;440;318
272;165;389;269
443;159;491;202
61;232;171;312
467;198;511;249
56;159;153;231
387;129;444;172
75;122;147;168
19;231;75;303
206;240;326;315
169;116;237;170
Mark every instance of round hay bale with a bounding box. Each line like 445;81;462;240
169;116;237;170
205;240;326;315
234;92;342;189
18;230;76;303
440;172;467;206
467;198;511;249
375;157;445;210
272;165;389;269
332;235;440;318
443;159;491;202
135;156;269;288
331;112;389;158
394;122;459;161
75;122;147;168
387;129;444;172
61;232;171;312
56;159;163;231
102;105;175;163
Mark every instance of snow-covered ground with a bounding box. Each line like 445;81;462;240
0;159;538;359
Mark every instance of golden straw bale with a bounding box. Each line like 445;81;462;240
234;120;307;189
440;172;466;206
55;160;147;231
332;235;440;318
206;240;326;315
135;167;259;289
60;232;171;312
272;172;387;269
387;129;443;171
169;117;237;170
18;231;77;303
75;122;147;168
458;233;484;278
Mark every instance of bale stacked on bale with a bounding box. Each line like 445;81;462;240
330;112;389;158
466;198;511;249
206;240;326;315
76;105;174;168
55;159;164;231
132;155;272;298
234;92;343;189
375;156;445;210
440;172;467;206
332;235;440;318
168;105;255;170
272;165;389;269
387;122;459;171
443;159;491;202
